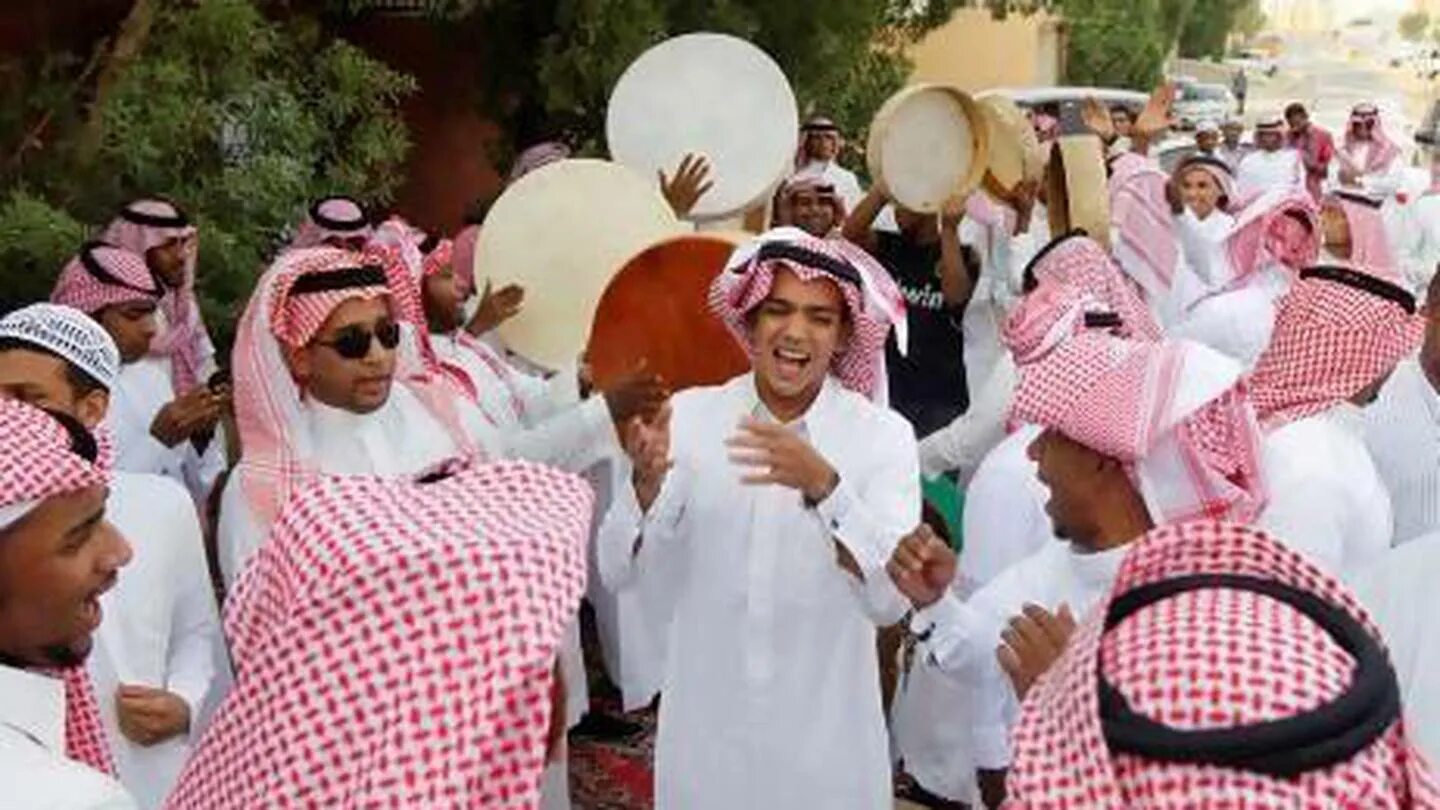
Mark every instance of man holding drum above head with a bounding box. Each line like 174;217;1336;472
604;228;914;809
843;184;978;438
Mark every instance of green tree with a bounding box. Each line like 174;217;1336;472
1061;0;1169;88
1401;11;1431;43
0;0;415;349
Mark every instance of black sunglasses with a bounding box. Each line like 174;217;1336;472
316;320;401;359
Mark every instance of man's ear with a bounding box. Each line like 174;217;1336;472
281;342;311;385
75;390;110;432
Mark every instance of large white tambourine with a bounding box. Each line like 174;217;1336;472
473;159;684;369
867;83;988;214
607;33;799;222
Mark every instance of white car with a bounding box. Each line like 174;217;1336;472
1172;83;1235;131
981;86;1150;136
1225;52;1279;78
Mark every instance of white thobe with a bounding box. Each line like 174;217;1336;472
1355;533;1440;769
917;336;1018;485
1171;265;1291;369
1258;404;1393;579
104;357;226;506
88;472;225;809
1398;193;1440;294
959;213;1023;400
610;373;918;810
216;383;467;586
910;541;1128;768
1236;148;1304;197
1168;209;1235;318
0;665;137;809
793;159;865;213
890;424;1053;801
1364;359;1440;546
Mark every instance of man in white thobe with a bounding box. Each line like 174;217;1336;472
888;330;1267;806
50;243;227;505
1250;264;1423;578
1235;117;1304;197
605;229;915;809
0;399;138;809
0;304;227;809
1364;274;1440;546
1355;532;1440;768
791;116;865;212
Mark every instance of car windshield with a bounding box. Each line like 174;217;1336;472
1184;86;1228;101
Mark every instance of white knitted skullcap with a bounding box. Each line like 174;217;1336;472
0;303;121;390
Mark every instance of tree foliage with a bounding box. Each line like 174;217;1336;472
1401;11;1431;43
0;0;415;349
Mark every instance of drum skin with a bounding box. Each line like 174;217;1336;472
587;234;751;391
474;158;684;369
867;83;989;214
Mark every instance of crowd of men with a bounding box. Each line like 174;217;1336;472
5;81;1440;810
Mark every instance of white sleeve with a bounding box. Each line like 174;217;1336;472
216;471;266;590
502;397;618;474
1256;467;1346;576
596;456;646;592
162;498;225;728
813;415;920;580
908;592;995;675
917;357;1015;483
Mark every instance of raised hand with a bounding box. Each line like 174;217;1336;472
725;415;838;503
659;152;715;218
885;524;956;608
465;280;525;336
622;404;671;512
600;360;668;426
151;386;224;447
996;602;1076;701
1134;82;1177;142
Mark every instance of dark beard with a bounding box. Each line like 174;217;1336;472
0;643;85;670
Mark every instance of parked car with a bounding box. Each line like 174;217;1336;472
980;86;1150;137
1172;82;1235;131
1225;50;1279;78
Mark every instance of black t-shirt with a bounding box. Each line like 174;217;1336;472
873;230;971;438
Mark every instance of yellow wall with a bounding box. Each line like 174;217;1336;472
908;8;1065;92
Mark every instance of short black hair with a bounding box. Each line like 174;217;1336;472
1285;102;1308;119
1111;105;1136;122
0;337;106;395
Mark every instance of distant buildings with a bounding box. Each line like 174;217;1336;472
1262;0;1337;33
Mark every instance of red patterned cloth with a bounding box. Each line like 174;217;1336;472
1006;521;1440;809
1010;332;1266;524
1324;190;1399;277
1341;104;1402;178
1013;232;1163;344
1249;264;1423;430
422;237;454;278
1222;188;1321;292
709;227;906;401
165;460;592;808
50;243;161;316
452;224;481;301
1108;153;1179;305
0;400;119;778
101;199;212;392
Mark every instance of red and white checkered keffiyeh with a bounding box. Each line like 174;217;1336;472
1006;521;1440;809
1325;190;1399;277
288;196;372;251
1016;232;1163;343
775;174;848;230
709;227;906;401
231;247;477;545
1173;154;1236;213
101;199;213;392
50;242;161;317
1010;333;1267;524
1249;264;1424;430
1108;153;1179;306
165;460;593;809
1222;187;1321;292
0;400;119;778
422;236;454;278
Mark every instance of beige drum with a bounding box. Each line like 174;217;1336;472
974;93;1046;198
867;83;989;213
1046;135;1111;248
606;33;799;222
473;158;685;369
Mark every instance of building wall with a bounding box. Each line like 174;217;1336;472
908;8;1065;92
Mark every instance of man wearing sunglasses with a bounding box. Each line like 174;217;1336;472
50;242;228;506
